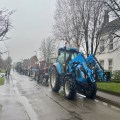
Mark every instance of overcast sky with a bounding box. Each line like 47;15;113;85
0;0;56;62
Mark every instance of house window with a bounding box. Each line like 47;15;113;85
108;59;113;72
100;39;104;53
100;60;104;69
109;35;113;50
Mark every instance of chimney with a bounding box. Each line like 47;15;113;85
104;10;109;25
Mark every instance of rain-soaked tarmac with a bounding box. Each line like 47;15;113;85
0;71;120;120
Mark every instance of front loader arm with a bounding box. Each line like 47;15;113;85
86;55;106;81
69;53;95;83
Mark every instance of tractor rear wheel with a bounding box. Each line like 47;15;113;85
28;70;31;76
50;67;61;92
36;74;40;83
85;83;97;99
33;71;36;80
64;76;76;100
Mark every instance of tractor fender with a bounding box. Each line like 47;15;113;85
52;62;62;75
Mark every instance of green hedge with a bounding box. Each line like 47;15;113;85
111;70;120;83
0;69;5;73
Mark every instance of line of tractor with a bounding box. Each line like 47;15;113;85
15;47;110;100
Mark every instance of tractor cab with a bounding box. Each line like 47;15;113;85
57;47;79;73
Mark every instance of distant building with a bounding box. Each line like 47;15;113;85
29;56;38;69
23;59;29;69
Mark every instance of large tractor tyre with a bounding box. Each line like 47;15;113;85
28;70;30;76
36;74;40;84
63;76;76;100
50;67;61;92
33;71;36;80
35;74;40;83
43;77;49;87
37;74;44;84
85;83;97;99
35;70;40;83
34;72;37;80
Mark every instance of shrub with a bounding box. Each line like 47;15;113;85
111;70;120;83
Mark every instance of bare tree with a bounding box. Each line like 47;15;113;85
39;37;56;65
0;9;13;41
0;9;13;69
54;0;108;55
0;55;12;69
105;0;120;18
75;0;109;56
54;0;120;56
53;0;72;45
68;0;83;49
0;55;3;69
53;0;83;49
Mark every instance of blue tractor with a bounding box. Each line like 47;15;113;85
50;47;107;99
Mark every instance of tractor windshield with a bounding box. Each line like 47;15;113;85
66;51;78;64
57;50;78;73
57;51;78;65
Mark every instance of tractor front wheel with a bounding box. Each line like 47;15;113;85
50;67;61;92
64;76;76;100
85;83;97;99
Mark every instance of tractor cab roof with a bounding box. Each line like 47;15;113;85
58;47;79;53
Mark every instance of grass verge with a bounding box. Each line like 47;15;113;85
0;77;4;86
97;82;120;96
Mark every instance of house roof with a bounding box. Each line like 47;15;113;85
102;18;120;35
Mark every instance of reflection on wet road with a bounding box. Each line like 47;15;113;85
1;71;120;120
0;75;29;120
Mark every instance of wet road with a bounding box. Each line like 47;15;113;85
0;71;120;120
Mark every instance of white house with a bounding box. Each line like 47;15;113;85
96;17;120;72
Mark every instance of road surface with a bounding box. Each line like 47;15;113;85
0;71;120;120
